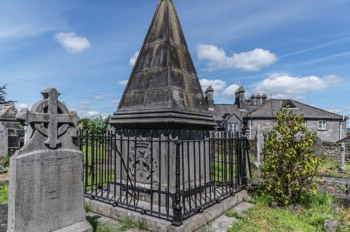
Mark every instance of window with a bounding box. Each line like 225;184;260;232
228;123;239;133
318;120;327;130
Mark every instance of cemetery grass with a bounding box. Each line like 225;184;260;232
227;192;350;232
318;160;350;178
82;145;114;191
211;161;236;182
0;182;8;204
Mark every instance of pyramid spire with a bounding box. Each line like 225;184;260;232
110;0;215;129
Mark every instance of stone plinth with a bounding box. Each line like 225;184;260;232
7;88;92;232
111;129;211;205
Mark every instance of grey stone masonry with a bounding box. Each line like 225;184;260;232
0;122;8;158
110;0;215;129
7;88;92;232
0;104;25;154
340;143;346;172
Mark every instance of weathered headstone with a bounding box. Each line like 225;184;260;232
0;122;8;158
253;126;263;168
339;143;346;172
313;136;324;157
7;88;92;232
0;104;25;154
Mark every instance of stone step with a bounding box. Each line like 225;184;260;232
231;202;255;217
196;201;254;232
85;190;248;232
86;212;148;232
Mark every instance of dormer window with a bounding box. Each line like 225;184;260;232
282;100;297;109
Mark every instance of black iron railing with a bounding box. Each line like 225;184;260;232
73;129;250;225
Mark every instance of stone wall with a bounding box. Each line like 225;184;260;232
307;120;345;143
248;139;350;163
322;142;350;162
248;119;346;143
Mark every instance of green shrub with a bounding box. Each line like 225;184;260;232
0;183;8;204
78;116;107;135
259;108;320;206
0;153;10;168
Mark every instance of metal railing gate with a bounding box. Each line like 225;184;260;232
74;129;251;225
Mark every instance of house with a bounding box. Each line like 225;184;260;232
205;86;347;142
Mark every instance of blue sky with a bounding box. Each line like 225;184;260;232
1;0;350;125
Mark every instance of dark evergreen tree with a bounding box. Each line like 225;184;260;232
0;85;14;104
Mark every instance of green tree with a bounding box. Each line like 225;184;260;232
0;85;14;104
259;108;319;206
78;116;108;135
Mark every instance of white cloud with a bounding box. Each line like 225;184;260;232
199;79;226;92
91;95;104;100
223;84;240;97
76;110;108;119
129;51;139;66
119;80;128;86
54;32;90;54
15;103;30;111
255;73;341;98
197;44;277;71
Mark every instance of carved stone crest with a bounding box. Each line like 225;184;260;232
129;137;158;184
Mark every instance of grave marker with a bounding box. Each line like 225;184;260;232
254;126;263;168
340;142;346;172
0;122;8;158
7;88;92;232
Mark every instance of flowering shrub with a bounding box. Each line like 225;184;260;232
260;108;319;206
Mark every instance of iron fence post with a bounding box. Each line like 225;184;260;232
172;141;183;226
242;139;249;186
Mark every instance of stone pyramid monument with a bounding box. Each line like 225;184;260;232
110;0;215;129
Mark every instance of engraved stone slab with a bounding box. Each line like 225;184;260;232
0;122;8;158
7;88;92;232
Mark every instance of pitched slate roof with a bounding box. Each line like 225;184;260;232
110;0;215;129
338;136;350;143
245;99;345;120
210;104;245;129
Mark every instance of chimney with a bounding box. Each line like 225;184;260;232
256;93;262;105
235;86;246;109
261;93;267;104
205;85;214;110
250;94;256;106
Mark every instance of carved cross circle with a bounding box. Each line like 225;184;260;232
19;88;79;149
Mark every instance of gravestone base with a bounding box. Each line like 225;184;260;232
86;190;248;232
53;221;93;232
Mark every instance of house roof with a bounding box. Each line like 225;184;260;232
338;136;350;143
110;0;215;128
211;104;244;121
210;104;246;129
245;99;346;120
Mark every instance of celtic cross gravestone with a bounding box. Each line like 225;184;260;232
7;88;92;232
